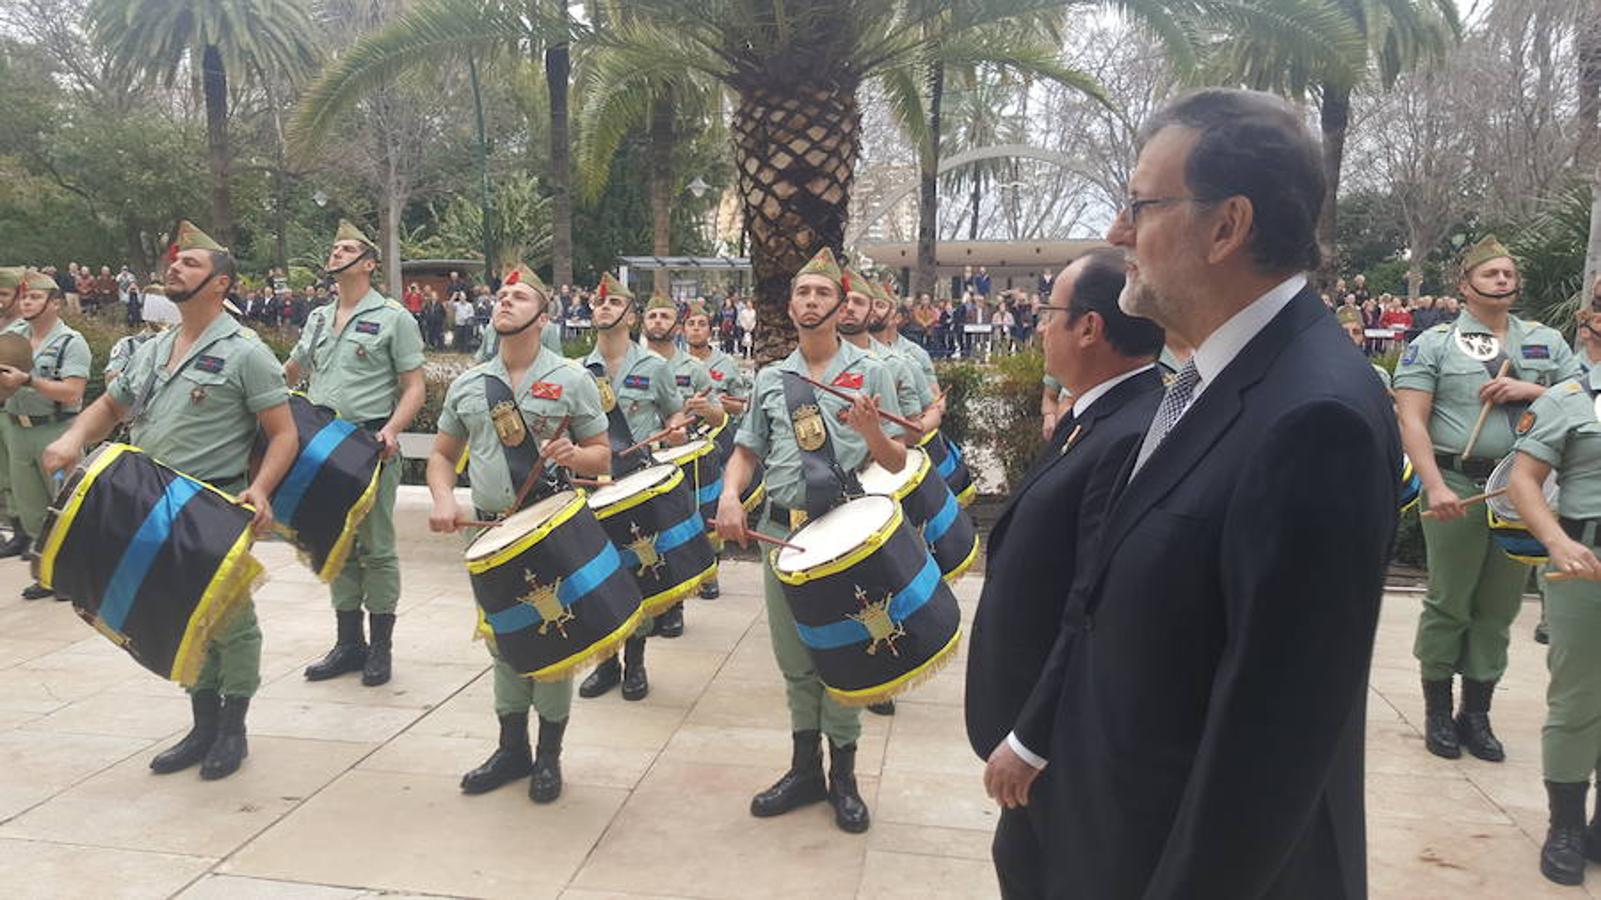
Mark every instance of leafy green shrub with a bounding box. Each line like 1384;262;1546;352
932;359;984;448
971;348;1047;494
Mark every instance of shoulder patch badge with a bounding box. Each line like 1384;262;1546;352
1516;410;1537;435
1400;344;1420;366
832;371;864;389
354;320;381;335
194;355;225;373
530;381;563;401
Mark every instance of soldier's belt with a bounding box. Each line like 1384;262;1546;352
767;500;808;531
9;411;73;428
1434;452;1494;481
1560;517;1601;547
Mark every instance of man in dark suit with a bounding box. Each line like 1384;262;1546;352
965;247;1165;899
1042;88;1399;899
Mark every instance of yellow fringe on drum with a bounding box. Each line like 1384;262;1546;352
170;530;266;687
955;483;977;507
308;460;383;583
942;536;981;585
639;562;719;617
826;630;963;708
530;605;645;683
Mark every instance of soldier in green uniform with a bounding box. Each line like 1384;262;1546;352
42;220;298;780
684;299;750;601
0;271;91;599
477;300;564;362
1394;235;1579;762
0;267;31;559
864;280;941;439
285;220;426;687
713;246;909;834
426;263;612;803
1507;372;1601;885
106;323;169;383
576;273;690;701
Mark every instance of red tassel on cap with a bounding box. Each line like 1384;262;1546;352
166;243;179;263
505;269;520;286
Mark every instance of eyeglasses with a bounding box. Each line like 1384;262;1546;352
1037;304;1076;323
1120;196;1211;225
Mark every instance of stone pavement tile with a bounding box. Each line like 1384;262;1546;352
586;646;723;711
571;760;872;899
0;729;152;822
256;659;484;711
0;735;372;856
0;837;214;900
856;848;1001;900
0;636;70;669
358;731;657;792
867;821;995;863
1365;713;1462;778
894;657;965;707
652;601;760;657
244;697;427;743
1367;816;1574;899
29;690;193;740
101;654;310;701
659;722;886;777
715;629;782;683
0;650;137;709
876;767;998;834
176;874;367;899
1366;771;1514;826
223;769;626;899
881;699;982;778
0;601;87;643
685;675;791;729
559;890;696;900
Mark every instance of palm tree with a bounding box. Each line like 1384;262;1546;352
1193;0;1461;267
87;0;319;248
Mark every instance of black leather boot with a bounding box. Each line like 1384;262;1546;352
530;716;566;804
828;741;871;833
751;730;827;817
655;603;684;638
1587;776;1601;863
868;700;896;716
1456;678;1506;762
150;690;220;774
1543;780;1589;885
1422;678;1460;759
200;696;250;780
304;610;367;681
621;636;649;701
579;655;621;698
362;613;395;686
461;712;533;794
699;577;720;600
0;520;29;559
20;582;52;600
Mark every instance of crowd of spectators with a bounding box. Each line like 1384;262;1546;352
1322;273;1460;357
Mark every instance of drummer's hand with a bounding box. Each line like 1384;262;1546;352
1479;377;1542;405
684;394;714;421
1550;539;1601;581
430;498;461;534
984;741;1041;809
541;436;579;469
1424;483;1465;521
713;494;749;547
663;426;689;447
235;485;276;534
0;366;27;390
719;396;745;416
374;427;401;461
41;438;80;480
841;392;884;438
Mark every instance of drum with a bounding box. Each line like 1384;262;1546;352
772;494;961;707
36;443;265;686
587;463;717;615
254;394;384;581
465;490;644;680
1486;453;1556;565
919;429;975;506
858;447;978;583
652;439;765;535
1399;454;1422;515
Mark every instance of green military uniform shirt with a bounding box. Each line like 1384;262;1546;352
1514;373;1601;518
289;287;425;422
106;312;289;482
894;333;937;388
736;338;906;510
582;342;681;442
689;345;750;400
105;332;160;379
874;337;935;412
4;319;91;417
659;347;714;401
438;344;610;514
1393;310;1579;461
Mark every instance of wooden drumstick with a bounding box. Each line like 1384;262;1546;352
455;518;500;529
1460;358;1512;462
1419;487;1508;520
704;520;805;552
783;371;922;432
509;416;570;513
1545;571;1601;583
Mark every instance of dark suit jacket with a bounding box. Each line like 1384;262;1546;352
1044;286;1400;900
964;367;1164;761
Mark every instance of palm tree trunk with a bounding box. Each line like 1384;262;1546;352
731;79;861;364
1579;3;1601;295
968;170;981;240
1317;83;1350;276
546;1;573;289
914;62;944;299
258;67;290;273
468;57;496;279
648;95;675;296
200;44;235;248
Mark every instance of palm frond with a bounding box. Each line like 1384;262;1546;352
1189;0;1369;97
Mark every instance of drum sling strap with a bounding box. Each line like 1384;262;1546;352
1457;327;1531;436
585;361;650;476
483;374;547;514
780;371;863;519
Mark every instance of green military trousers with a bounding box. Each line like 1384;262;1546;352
759;516;861;747
491;654;573;721
0;415;16;521
6;416;72;539
190;601;263;698
1415;467;1531;682
330;457;401;613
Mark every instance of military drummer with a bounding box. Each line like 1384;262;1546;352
1394;234;1579;763
0;267;31;560
684;298;750;601
427;263;611;803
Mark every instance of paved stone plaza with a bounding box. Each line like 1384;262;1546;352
0;487;1591;898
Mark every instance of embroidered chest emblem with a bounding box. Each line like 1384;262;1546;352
491;400;527;446
519;570;572;637
832;371;864;389
194;355;225;374
710;369;725;381
354;321;381;335
792;403;826;452
849;585;905;657
1455;332;1500;362
625;521;664;578
530;381;563;400
623;374;650;390
675;374;692;388
189;386;207;404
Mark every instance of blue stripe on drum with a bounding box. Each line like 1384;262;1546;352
924;487;960;544
794;553;942;651
935;443;957;479
273;419;355;525
617;514;705;569
101;477;203;632
947;436;964;465
696;476;723;506
485;542;623;634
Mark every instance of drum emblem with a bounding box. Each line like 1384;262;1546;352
792;403;826;452
849;585;905;657
626;521;665;578
595;376;618;413
520;570;573;637
491;400;527;447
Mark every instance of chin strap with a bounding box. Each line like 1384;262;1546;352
324;247;375;278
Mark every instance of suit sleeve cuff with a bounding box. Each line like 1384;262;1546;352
1006;732;1047;770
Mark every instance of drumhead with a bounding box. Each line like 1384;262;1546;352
775;495;898;573
466;491;578;560
1486;453;1557;520
857;448;927;498
652;439;715;467
587;464;679;509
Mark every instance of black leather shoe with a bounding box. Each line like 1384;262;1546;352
828;741;870;833
1585;777;1601;863
621;637;649;701
362;613;395;686
868;700;895;716
579;656;621;698
200;696;250;780
751;730;827;817
1545;781;1589;885
1457;679;1505;762
150;690;220;774
698;578;720;600
0;521;29;559
1535;620;1551;645
461;713;533;794
20;582;52;600
1422;678;1460;759
655;603;684;639
304;610;367;681
530;716;566;804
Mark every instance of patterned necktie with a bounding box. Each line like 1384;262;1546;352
1133;360;1201;474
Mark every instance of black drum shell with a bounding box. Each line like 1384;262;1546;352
590;471;717;615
